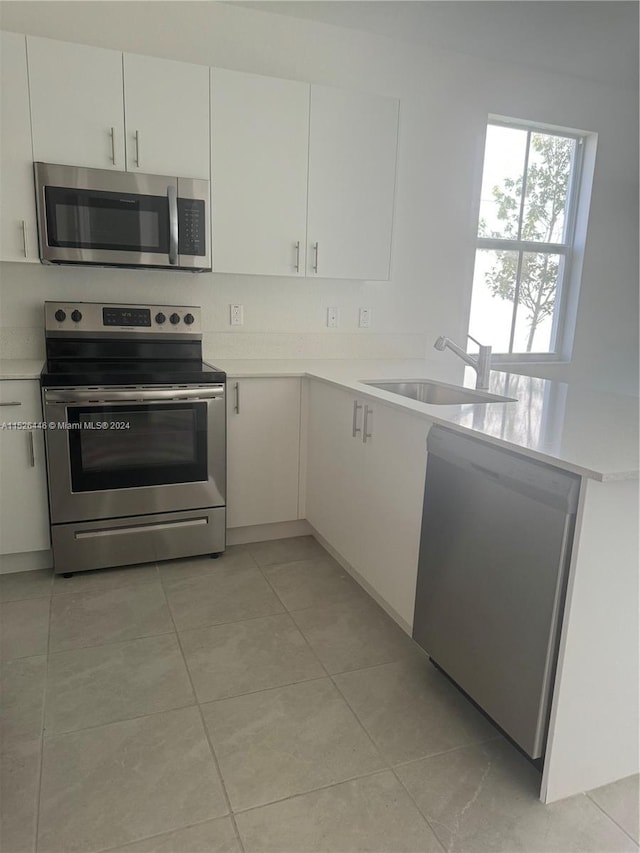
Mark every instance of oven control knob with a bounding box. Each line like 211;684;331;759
54;309;66;322
169;313;181;325
184;313;194;325
155;312;166;325
71;310;82;323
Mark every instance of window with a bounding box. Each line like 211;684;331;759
469;120;586;359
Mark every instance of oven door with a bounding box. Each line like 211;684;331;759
43;385;225;524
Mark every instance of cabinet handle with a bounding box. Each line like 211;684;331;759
21;220;28;257
0;401;22;407
313;241;319;273
109;126;116;165
234;381;240;414
294;241;300;273
135;130;141;167
28;431;35;467
363;405;373;443
352;400;362;437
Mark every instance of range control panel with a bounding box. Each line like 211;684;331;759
45;302;202;336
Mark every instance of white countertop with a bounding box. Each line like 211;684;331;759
0;359;44;380
217;358;639;482
2;356;637;480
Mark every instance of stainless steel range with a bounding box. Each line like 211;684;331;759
40;301;226;576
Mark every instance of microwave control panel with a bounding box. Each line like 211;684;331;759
178;199;206;257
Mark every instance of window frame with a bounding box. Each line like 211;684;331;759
472;117;587;363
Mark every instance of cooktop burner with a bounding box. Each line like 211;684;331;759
41;301;226;388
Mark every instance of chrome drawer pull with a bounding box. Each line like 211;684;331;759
28;431;35;467
352;400;362;437
76;516;208;540
363;405;373;443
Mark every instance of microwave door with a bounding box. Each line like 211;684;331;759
35;163;180;268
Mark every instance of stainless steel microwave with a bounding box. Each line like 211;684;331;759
34;162;211;271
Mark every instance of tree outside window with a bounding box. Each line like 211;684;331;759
469;122;583;357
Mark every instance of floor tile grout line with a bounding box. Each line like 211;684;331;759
253;555;334;681
229;766;397;817
328;670;394;769
585;790;640;846
390;734;506;771
84;814;239;853
34;591;53;853
389;764;449;853
0;592;52;604
159;575;247;853
256;539;442;788
40;700;201;742
197;673;332;709
46;626;177;657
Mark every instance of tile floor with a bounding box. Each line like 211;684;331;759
1;535;638;853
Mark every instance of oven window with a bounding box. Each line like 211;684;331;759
67;403;208;491
44;186;170;254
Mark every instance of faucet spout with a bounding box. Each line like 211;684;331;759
433;335;492;390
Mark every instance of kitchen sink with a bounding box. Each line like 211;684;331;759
361;380;516;405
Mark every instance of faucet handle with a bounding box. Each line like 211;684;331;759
467;333;483;348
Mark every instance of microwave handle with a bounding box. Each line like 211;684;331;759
168;185;178;266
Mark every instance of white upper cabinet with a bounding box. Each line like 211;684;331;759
307;84;399;281
27;37;209;178
124;53;210;179
211;68;309;276
27;36;125;170
0;32;38;262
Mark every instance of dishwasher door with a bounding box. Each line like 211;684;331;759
412;427;580;759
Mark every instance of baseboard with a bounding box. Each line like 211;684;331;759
0;549;53;575
309;525;412;636
227;518;312;546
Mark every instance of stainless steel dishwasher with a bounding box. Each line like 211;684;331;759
413;426;580;760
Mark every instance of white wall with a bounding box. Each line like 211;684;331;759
0;1;637;392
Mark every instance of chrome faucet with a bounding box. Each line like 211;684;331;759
434;334;492;390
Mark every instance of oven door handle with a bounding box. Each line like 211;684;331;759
44;386;225;404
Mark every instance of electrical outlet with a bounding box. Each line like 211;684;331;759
327;307;339;328
359;307;371;328
230;304;244;326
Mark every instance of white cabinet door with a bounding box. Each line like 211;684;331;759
305;380;364;570
211;68;309;276
358;402;429;627
0;381;50;555
27;36;125;170
305;380;429;628
0;32;38;263
226;378;301;528
307;84;399;281
124;53;210;179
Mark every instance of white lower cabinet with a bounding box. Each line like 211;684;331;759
305;382;365;569
306;379;429;627
226;377;301;528
0;380;50;555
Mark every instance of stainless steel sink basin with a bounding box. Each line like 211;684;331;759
362;380;516;405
